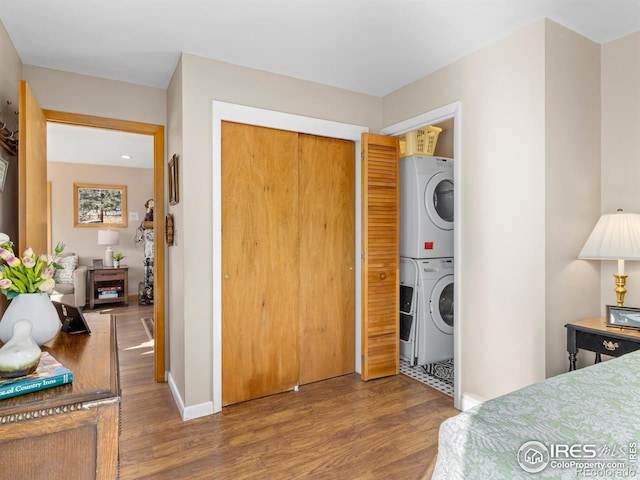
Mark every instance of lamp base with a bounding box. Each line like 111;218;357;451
104;246;114;267
614;273;628;306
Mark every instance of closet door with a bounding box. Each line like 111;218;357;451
221;121;300;406
298;134;355;385
361;133;400;381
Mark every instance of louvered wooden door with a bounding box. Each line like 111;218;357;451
361;133;400;381
221;122;355;405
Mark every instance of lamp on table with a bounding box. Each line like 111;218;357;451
579;209;640;306
98;229;120;267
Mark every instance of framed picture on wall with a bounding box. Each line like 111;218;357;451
0;156;8;193
74;183;128;228
169;154;179;205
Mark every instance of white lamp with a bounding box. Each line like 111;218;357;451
579;209;640;306
98;229;120;267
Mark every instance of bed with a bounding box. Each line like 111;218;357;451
430;349;640;479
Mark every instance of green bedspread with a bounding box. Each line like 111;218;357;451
432;350;640;479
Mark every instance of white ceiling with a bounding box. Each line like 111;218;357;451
46;123;154;169
2;1;638;167
1;0;639;97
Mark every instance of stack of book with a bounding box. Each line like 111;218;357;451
98;285;121;299
0;352;73;400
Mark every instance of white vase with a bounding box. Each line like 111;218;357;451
0;293;61;346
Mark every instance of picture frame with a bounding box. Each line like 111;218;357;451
168;154;179;205
0;156;8;193
92;258;104;268
74;183;127;228
165;214;174;246
606;305;640;330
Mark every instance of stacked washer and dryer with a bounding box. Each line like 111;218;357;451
399;155;454;367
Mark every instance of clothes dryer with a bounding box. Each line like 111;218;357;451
400;155;454;258
415;257;454;366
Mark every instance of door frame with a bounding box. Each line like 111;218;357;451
212;101;367;413
44;110;166;382
381;101;462;410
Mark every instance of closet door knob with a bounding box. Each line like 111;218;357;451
379;272;387;280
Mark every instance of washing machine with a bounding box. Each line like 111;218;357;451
400;155;454;259
399;257;454;366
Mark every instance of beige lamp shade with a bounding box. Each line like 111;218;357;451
98;229;120;246
98;230;120;267
579;210;640;261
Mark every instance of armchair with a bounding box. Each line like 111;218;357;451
51;253;88;308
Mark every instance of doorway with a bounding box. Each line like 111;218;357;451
381;101;462;410
44;110;166;382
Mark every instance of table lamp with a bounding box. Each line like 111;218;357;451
578;209;640;306
98;229;120;267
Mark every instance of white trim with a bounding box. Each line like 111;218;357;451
460;393;484;411
167;371;215;421
212;101;368;414
382;101;463;410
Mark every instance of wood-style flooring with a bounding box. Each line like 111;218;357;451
110;304;458;479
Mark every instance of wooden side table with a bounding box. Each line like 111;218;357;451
565;317;640;371
88;266;129;309
0;314;120;479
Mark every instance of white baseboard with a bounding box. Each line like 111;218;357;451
167;372;215;421
460;393;484;411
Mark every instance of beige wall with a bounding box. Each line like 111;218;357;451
601;33;640;307
174;54;382;409
166;57;185;398
22;66;166;125
47;162;154;297
544;21;601;376
384;21;548;401
0;20;21;256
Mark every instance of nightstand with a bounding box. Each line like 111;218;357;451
565;317;640;371
88;266;129;309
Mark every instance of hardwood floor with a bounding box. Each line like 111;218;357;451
109;304;458;479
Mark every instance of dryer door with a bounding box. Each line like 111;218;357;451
424;172;454;230
429;274;454;334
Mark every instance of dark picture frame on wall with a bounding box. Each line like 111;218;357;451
169;154;179;205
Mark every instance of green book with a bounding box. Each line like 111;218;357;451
0;352;73;400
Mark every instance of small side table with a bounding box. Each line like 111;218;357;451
565;317;640;371
88;266;129;309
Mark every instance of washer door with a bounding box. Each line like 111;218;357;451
429;274;454;334
424;172;454;230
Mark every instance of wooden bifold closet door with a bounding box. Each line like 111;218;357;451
221;122;355;406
